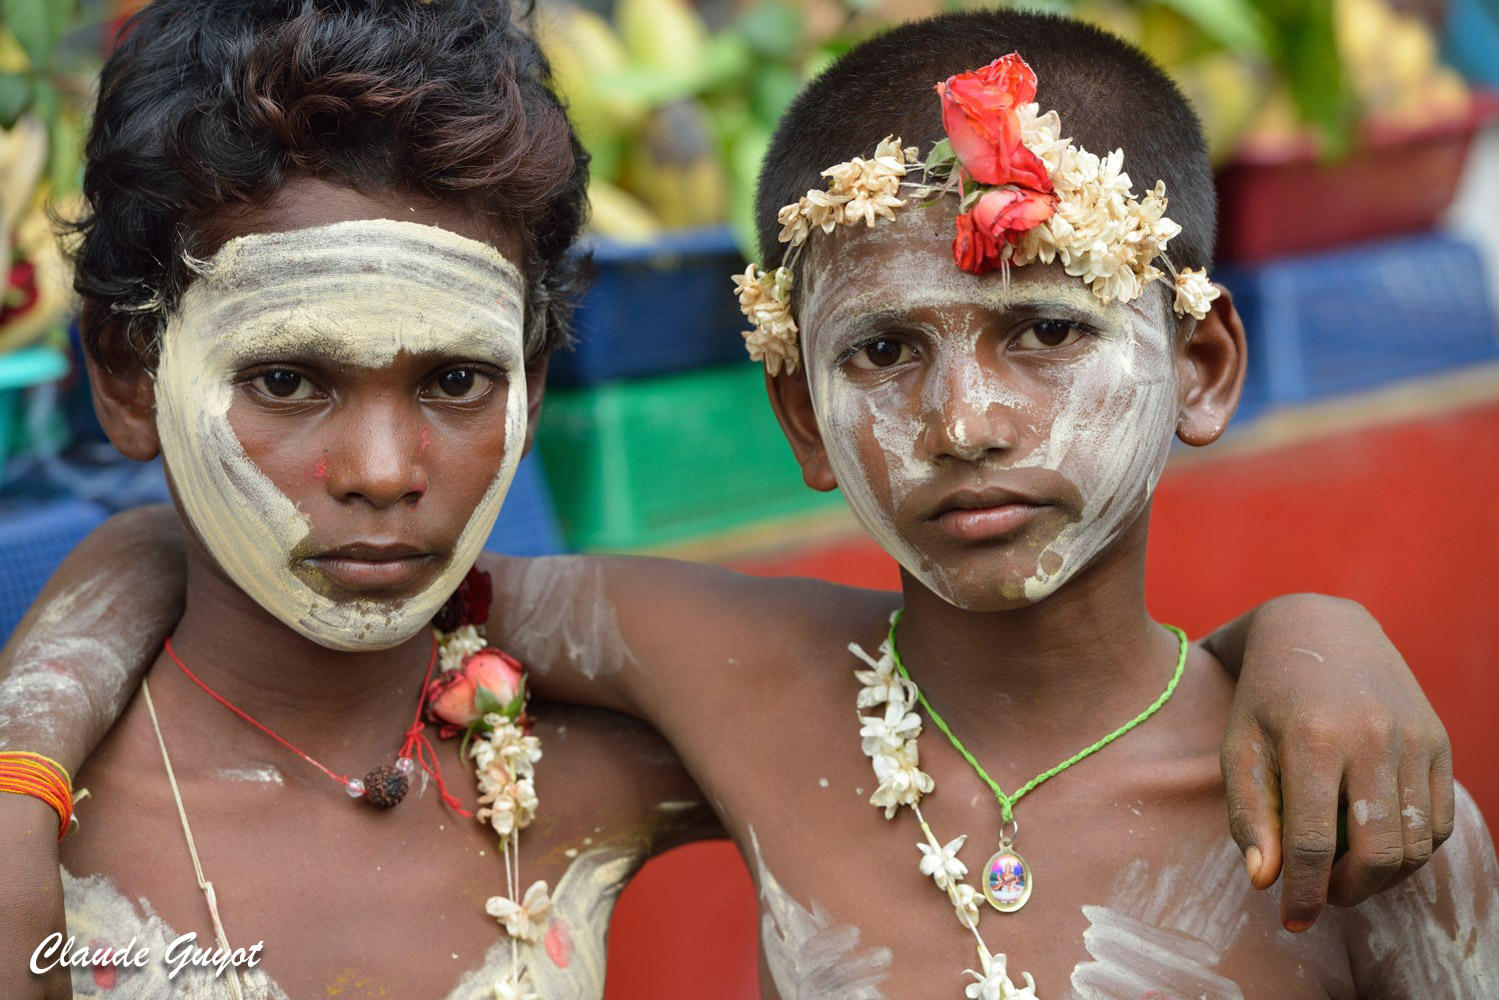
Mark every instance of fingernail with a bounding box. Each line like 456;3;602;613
1283;918;1314;933
1244;845;1262;883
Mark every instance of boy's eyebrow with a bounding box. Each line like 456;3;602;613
817;282;1141;339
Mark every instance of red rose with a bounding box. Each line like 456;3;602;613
934;53;1052;192
971;186;1057;242
426;648;525;728
433;566;493;632
953;210;1001;275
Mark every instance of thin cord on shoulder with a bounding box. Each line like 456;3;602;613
142;677;246;1000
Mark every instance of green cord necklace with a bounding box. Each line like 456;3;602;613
885;610;1189;912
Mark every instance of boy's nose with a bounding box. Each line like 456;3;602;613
324;408;427;509
921;370;1020;462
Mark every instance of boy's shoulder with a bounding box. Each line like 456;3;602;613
1344;782;1499;997
482;551;899;696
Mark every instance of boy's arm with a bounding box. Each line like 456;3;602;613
0;503;186;1000
1202;594;1454;929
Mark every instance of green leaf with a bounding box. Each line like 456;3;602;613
473;684;505;718
1155;0;1268;55
0;71;30;129
1;0;70;70
735;1;803;62
47;107;82;193
1248;0;1352;156
924;137;955;173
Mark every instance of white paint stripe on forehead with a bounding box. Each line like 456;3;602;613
155;218;527;651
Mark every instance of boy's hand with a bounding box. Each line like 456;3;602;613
1213;594;1454;930
0;796;69;1000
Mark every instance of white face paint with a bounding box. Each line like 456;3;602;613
798;205;1180;611
154;219;526;651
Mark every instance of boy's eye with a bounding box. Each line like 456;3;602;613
1014;319;1086;351
255;370;315;400
425;368;492;401
850;338;914;370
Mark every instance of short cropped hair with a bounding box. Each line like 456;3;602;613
68;0;587;366
756;11;1214;280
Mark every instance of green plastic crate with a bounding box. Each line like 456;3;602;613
538;363;843;549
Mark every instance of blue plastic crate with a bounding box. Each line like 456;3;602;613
1217;233;1499;406
1445;0;1499;87
548;227;748;387
0;498;112;642
483;452;565;556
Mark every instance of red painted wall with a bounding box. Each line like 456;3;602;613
604;399;1499;999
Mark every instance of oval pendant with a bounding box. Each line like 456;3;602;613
982;847;1032;912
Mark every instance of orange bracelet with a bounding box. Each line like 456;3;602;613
0;752;76;840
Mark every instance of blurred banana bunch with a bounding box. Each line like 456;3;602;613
542;0;1477;243
538;0;839;250
1334;0;1469;128
2;1;91;352
1073;0;1472;162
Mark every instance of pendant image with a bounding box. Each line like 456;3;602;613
982;847;1032;912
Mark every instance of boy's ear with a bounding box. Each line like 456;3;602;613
84;318;161;461
521;358;548;456
764;366;838;492
1175;284;1247;448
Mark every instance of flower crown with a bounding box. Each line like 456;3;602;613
734;53;1220;376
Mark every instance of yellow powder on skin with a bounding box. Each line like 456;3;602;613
154;219;527;651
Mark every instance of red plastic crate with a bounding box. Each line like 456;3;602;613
1214;91;1499;264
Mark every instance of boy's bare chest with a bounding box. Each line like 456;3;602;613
61;711;649;999
709;679;1355;1000
743;791;1357;999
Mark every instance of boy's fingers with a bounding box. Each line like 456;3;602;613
1327;755;1404;907
1429;741;1456;851
1277;744;1343;930
1393;752;1437;883
1221;725;1281;890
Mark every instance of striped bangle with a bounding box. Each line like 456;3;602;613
0;751;77;840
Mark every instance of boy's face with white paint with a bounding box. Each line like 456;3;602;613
89;179;537;650
771;200;1242;612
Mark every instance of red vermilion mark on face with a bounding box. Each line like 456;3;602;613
418;426;431;459
544;918;573;968
312;457;329;480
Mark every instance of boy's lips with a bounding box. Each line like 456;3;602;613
928;486;1049;542
300;543;440;591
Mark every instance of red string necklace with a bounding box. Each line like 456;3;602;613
163;636;470;815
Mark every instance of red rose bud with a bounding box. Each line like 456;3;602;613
425;648;526;727
425;670;479;727
466;649;525;711
935;53;1050;191
971;186;1057;243
953;210;1001;275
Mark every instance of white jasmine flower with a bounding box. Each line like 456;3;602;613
438;625;486;672
917;833;969;890
869;741;933;817
965;947;1037;1000
491;973;538;1000
1173;267;1220;320
733;263;800;376
950;882;981;930
859;700;922;757
777;199;810;247
486;880;552;943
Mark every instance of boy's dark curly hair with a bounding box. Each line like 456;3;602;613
68;0;587;367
